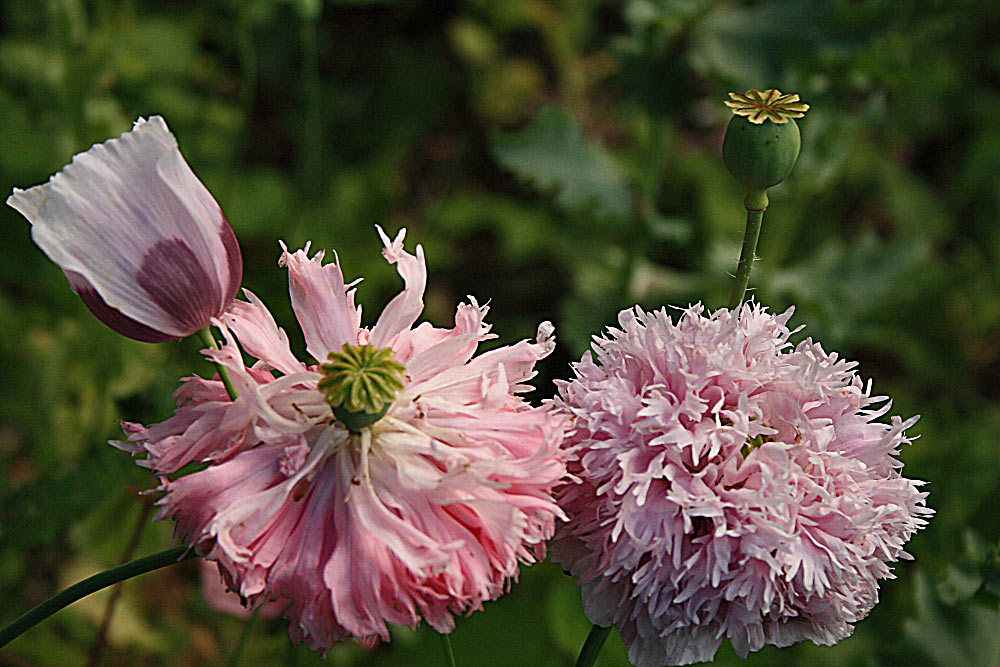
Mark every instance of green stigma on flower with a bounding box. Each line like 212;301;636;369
318;343;407;432
724;89;809;125
741;433;772;459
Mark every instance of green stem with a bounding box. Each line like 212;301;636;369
727;188;769;310
0;547;198;648
575;624;612;667
439;632;457;667
197;327;239;401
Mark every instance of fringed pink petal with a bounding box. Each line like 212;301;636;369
406;320;555;401
124;374;257;473
225;290;305;376
280;243;361;363
370;226;427;348
389;297;492;366
199;559;287;620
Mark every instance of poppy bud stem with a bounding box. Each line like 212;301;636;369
722;89;809;311
728;189;768;309
197;328;239;401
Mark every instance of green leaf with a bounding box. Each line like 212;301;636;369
898;571;1000;667
982;551;1000;600
765;233;930;348
491;104;631;220
689;0;893;84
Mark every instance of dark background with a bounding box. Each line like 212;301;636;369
1;1;998;665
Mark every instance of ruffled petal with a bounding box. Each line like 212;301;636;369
552;302;932;665
406;320;555;400
123;374;257;473
280;243;361;363
225;289;305;376
199;559;287;620
370;226;426;348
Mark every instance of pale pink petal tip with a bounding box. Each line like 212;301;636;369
8;116;242;342
121;226;568;653
199;559;285;621
277;240;360;362
552;302;933;666
371;226;427;348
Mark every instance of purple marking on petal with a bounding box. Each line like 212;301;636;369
219;211;243;306
65;270;175;342
137;238;221;336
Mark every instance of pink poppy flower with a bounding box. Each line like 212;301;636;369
552;303;932;666
7;116;242;342
117;227;567;651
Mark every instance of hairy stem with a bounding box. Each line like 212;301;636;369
728;188;769;310
439;632;457;667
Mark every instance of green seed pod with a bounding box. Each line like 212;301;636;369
319;343;407;432
722;89;808;191
723;115;801;190
332;402;389;433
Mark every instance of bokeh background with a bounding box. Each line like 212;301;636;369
1;1;999;665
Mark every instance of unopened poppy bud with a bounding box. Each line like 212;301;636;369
7;116;243;342
318;343;407;432
722;89;808;192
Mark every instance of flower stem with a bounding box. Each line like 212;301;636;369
0;546;198;648
728;188;769;310
439;632;457;667
197;327;239;401
575;624;612;667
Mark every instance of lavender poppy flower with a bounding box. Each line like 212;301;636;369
553;303;932;666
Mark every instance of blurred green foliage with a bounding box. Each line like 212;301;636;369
1;0;998;665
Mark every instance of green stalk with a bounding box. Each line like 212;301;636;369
439;632;457;667
0;547;198;648
575;624;612;667
197;327;239;401
727;188;769;310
